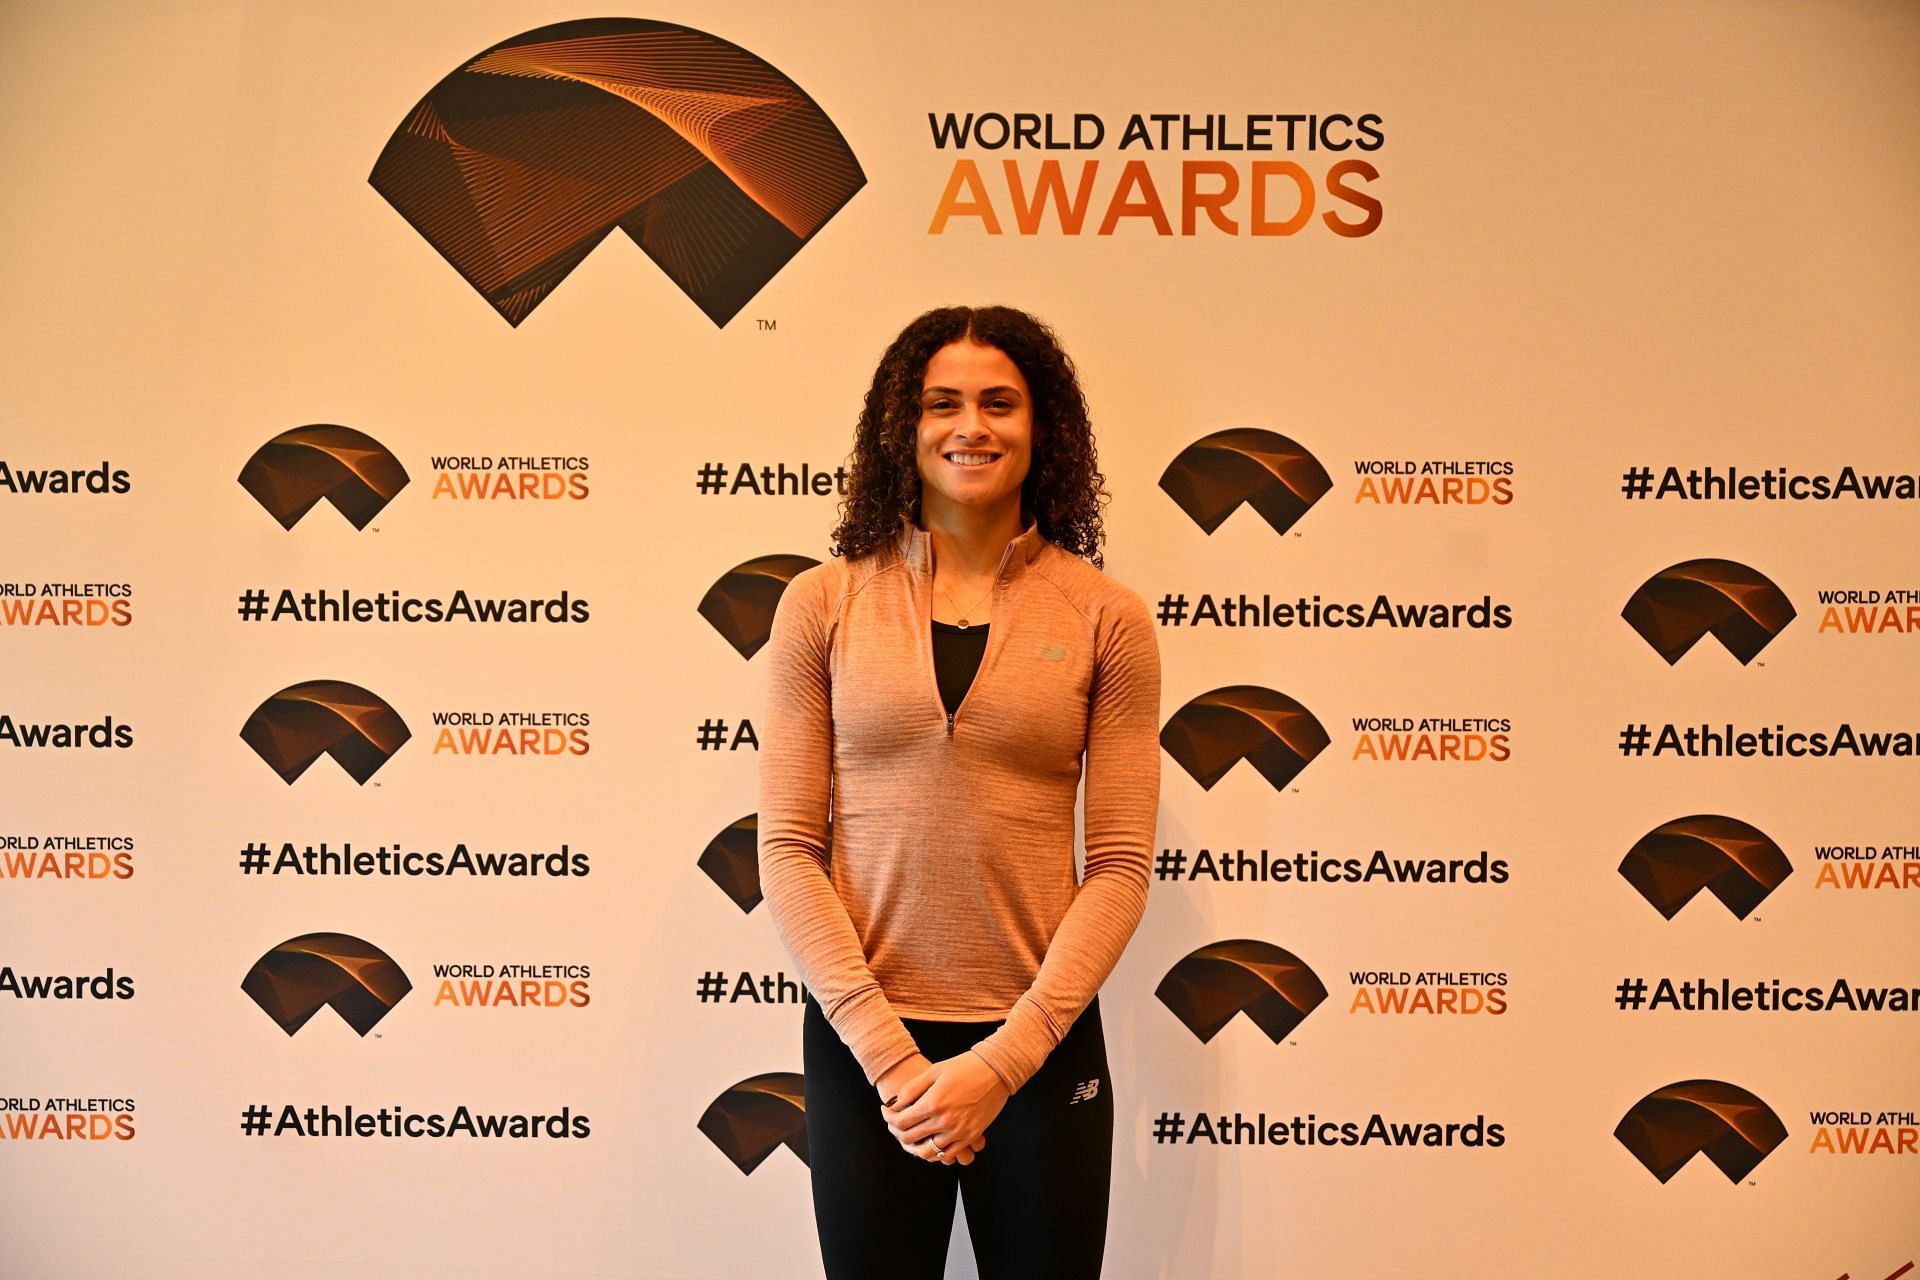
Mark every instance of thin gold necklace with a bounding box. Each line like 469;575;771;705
938;575;993;629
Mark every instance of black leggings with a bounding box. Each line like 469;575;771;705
801;992;1115;1280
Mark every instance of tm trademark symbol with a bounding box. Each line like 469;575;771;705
758;318;777;332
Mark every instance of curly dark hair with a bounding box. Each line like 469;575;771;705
829;305;1110;567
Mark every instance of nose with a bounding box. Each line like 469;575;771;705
951;403;990;441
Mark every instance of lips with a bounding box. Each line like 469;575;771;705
945;452;1000;467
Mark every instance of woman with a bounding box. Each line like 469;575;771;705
757;305;1161;1279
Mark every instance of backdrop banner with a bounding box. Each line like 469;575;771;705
2;2;1915;1277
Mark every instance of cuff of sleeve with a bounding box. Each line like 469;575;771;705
966;998;1060;1096
967;1045;1016;1095
833;987;924;1087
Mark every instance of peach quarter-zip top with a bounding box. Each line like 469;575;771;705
757;518;1162;1094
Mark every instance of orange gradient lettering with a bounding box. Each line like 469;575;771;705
928;159;1002;234
1251;161;1313;235
1005;160;1099;234
1818;605;1920;633
431;727;590;755
430;472;588;500
929;158;1383;238
1324;159;1383;236
1097;161;1173;235
1815;861;1920;889
1182;162;1239;235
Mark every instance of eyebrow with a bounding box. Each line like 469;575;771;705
921;385;1024;397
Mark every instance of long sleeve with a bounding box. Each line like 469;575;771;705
967;587;1161;1094
756;566;923;1086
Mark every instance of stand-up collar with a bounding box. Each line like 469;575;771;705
895;517;1048;576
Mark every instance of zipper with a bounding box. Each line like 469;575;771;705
925;537;1018;740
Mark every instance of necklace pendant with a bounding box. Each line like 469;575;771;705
957;617;970;629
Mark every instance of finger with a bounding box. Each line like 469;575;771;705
887;1113;933;1143
893;1116;947;1144
889;1124;935;1152
884;1107;942;1137
881;1097;940;1139
883;1087;940;1129
891;1067;938;1110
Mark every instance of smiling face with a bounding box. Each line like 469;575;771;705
914;340;1034;525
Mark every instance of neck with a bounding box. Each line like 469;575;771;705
917;494;1025;578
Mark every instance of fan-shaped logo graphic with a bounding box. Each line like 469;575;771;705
700;814;763;912
241;933;413;1036
1614;1079;1787;1183
370;18;866;327
1621;559;1796;665
240;681;412;784
1620;815;1793;920
238;425;410;530
698;1072;808;1173
1159;429;1333;536
1161;686;1329;791
699;554;819;658
1156;940;1328;1044
709;814;837;911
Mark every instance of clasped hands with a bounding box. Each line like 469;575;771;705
874;1049;1009;1166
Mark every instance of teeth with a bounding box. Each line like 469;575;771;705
947;453;997;466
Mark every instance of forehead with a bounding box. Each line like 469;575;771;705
922;340;1027;391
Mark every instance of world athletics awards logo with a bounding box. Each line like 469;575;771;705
242;933;413;1036
1159;429;1333;536
698;1072;808;1173
1161;686;1330;790
370;18;865;327
1621;559;1795;665
698;554;818;658
238;426;410;530
1614;1080;1788;1183
240;681;412;784
1619;815;1793;920
1156;940;1329;1043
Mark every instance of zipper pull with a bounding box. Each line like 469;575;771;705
946;711;955;737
